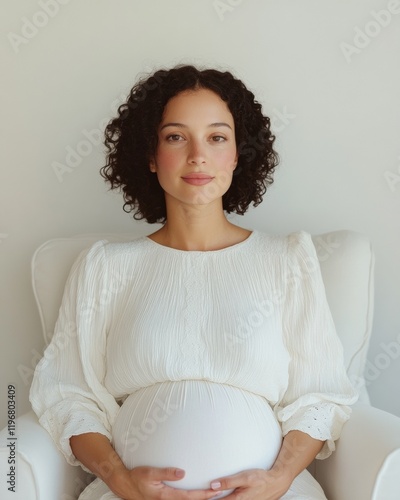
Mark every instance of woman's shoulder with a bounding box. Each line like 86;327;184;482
75;236;151;268
252;229;313;255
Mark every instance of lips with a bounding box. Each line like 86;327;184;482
181;173;214;186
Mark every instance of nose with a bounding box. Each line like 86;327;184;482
187;139;206;166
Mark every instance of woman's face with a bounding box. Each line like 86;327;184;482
150;88;238;210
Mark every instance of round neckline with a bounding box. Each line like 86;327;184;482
144;230;256;254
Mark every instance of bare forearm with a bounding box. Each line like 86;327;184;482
70;433;218;500
271;430;324;483
209;430;325;498
70;433;127;488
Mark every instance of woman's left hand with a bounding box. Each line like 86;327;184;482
210;468;292;500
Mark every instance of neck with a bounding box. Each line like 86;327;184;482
149;200;250;251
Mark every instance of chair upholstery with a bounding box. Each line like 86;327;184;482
0;230;399;499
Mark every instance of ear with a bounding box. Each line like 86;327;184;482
149;158;157;173
233;153;238;170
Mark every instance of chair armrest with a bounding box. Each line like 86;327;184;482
314;403;400;500
0;410;92;500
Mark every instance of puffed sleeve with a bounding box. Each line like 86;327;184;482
29;241;120;469
275;231;358;459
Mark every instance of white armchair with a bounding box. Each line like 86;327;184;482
1;230;400;499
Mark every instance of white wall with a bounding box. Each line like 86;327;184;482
1;0;399;429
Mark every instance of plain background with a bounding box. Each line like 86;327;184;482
0;0;399;430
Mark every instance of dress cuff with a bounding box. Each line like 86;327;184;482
279;401;353;459
39;405;112;471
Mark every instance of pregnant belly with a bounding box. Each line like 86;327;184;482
112;380;282;497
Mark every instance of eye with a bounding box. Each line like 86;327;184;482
166;134;184;142
211;135;226;142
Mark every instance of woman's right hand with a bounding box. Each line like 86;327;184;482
108;465;220;500
70;433;218;499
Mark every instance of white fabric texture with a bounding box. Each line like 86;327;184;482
29;230;357;497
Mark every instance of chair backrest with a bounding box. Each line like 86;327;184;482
31;230;374;403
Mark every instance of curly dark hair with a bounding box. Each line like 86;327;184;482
101;65;279;224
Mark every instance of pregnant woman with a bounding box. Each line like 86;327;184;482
30;65;357;499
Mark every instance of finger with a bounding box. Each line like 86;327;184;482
161;484;224;499
134;467;220;498
210;471;253;492
212;492;238;500
134;465;186;482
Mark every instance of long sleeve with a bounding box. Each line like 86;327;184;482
29;241;120;469
275;231;358;459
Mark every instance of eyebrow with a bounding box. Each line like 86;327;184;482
159;122;233;131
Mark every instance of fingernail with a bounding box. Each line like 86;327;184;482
175;469;185;478
211;481;221;490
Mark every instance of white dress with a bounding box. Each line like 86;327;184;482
29;231;357;499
